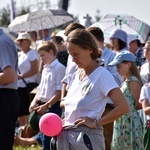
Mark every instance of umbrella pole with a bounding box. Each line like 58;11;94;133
115;16;122;29
42;29;45;41
119;20;122;29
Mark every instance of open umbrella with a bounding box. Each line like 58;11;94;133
91;14;150;43
8;9;73;32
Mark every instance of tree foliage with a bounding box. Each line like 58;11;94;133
17;7;30;16
0;1;100;28
0;5;10;27
0;4;30;27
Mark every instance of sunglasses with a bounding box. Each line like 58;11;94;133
18;39;28;43
17;39;24;43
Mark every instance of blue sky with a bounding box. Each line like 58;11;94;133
1;0;150;26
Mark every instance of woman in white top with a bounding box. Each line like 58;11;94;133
51;29;130;150
16;32;39;126
140;40;150;84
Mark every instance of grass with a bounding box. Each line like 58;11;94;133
13;145;42;150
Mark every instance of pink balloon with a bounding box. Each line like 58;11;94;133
39;113;62;136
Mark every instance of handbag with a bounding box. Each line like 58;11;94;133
18;69;38;94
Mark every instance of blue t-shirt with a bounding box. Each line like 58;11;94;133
0;29;18;89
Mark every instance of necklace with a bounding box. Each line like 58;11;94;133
79;65;99;81
79;61;99;81
79;70;87;81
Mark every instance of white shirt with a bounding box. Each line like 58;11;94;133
102;47;123;87
140;61;149;84
61;54;77;90
139;83;150;120
64;66;119;125
102;47;123;104
37;59;66;102
18;49;39;87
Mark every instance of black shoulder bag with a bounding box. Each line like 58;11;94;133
18;69;38;94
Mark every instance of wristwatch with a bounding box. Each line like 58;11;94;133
46;102;51;109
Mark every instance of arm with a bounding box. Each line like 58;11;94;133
61;83;68;99
18;59;38;79
29;91;39;113
100;88;130;125
35;90;61;115
141;99;150;115
74;88;130;128
0;66;16;84
128;81;142;110
60;82;68;109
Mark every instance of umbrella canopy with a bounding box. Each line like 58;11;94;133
91;14;150;43
8;9;73;32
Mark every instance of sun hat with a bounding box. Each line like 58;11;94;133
108;51;136;66
28;111;40;132
127;34;138;44
16;32;35;48
109;29;127;43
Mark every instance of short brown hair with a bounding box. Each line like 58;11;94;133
64;22;85;36
51;36;64;44
37;41;57;56
86;27;104;42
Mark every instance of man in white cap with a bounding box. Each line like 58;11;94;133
128;34;146;69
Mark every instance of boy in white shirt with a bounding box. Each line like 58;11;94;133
29;41;66;150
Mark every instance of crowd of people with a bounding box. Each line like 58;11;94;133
1;21;150;150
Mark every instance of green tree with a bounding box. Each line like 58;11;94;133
0;5;10;27
0;4;30;27
17;7;30;16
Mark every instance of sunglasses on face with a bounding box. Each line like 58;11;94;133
18;39;28;43
17;39;24;43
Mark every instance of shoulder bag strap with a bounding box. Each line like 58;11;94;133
18;69;27;85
